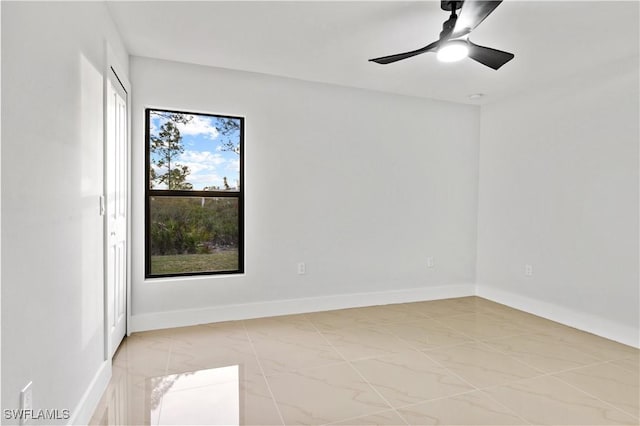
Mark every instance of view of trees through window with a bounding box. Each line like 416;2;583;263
146;109;243;277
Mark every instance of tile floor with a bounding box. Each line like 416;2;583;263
89;296;639;425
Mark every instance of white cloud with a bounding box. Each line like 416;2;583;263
177;115;219;139
187;172;224;188
172;150;233;189
178;151;224;175
180;150;225;166
227;159;240;173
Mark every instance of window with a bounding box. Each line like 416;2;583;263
145;108;244;278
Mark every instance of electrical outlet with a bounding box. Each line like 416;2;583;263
297;262;306;275
524;264;533;277
426;257;435;268
20;381;33;425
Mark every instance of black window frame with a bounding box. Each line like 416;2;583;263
144;107;244;279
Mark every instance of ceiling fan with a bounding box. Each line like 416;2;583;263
369;0;514;70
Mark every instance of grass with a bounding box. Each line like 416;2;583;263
151;249;239;275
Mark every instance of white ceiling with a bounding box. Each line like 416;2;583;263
106;1;639;105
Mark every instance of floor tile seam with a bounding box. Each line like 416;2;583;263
316;322;403;336
473;300;538;316
241;320;286;426
478;305;540;319
388;388;480;412
392;334;477;353
392;386;532;426
383;324;482;362
476;326;638;356
438;307;554;329
385;316;476;335
342;359;410;426
164;338;175;374
261;359;352;379
169;325;254;339
168;336;254;352
320;346;425;364
414;337;483;354
249;333;341;350
318;327;431;363
307;306;382;326
417;347;483;394
477;338;607;369
480;346;618;379
421;312;464;326
472;339;550;375
321;407;408;426
311;322;389;334
317;329;416;353
307;316;409;425
308;316;387;379
473;359;623;392
268;316;382;370
539;330;638;351
605;352;640;364
549;369;640;421
475;330;551;344
420;337;531;356
479;383;584;425
450;325;545;342
365;315;442;328
419;345;573;393
368;320;469;356
421;311;480;321
425;315;538;341
605;358;640;374
300;305;578;425
474;389;535;425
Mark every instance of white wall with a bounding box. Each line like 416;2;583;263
476;56;640;347
1;2;128;424
130;57;480;330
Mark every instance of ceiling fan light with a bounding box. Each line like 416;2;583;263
437;40;469;62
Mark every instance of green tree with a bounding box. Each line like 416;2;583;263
153;111;192;126
150;121;192;189
217;118;241;155
149;167;157;189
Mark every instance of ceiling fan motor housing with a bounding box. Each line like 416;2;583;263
441;1;463;12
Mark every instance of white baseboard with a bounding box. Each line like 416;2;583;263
129;281;638;347
68;360;111;425
130;283;475;332
477;284;639;348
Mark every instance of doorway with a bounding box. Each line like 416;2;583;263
105;65;129;358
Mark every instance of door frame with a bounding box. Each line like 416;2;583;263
103;42;132;361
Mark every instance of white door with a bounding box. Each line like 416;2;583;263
106;69;128;357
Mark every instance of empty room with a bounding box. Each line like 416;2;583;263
1;1;638;425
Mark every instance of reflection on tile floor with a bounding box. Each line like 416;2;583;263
90;296;639;425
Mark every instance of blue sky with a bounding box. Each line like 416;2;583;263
149;111;240;190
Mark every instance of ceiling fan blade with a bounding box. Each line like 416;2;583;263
467;40;514;70
452;1;502;38
369;40;439;64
